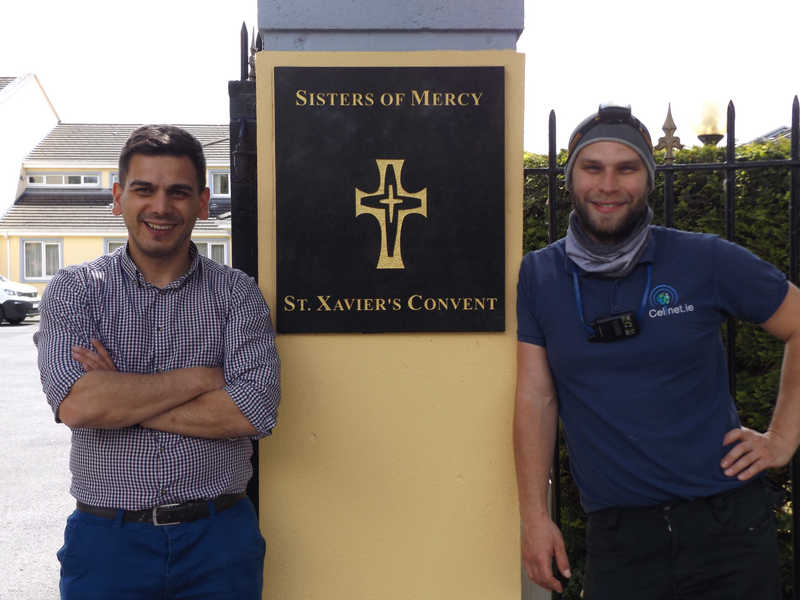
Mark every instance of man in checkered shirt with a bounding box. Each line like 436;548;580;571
35;125;280;599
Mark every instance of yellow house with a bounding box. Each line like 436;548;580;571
0;124;232;295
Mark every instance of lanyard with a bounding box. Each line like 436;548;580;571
571;264;652;335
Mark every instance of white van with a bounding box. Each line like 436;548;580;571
0;274;41;325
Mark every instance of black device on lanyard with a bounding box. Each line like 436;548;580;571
572;265;651;343
587;312;639;342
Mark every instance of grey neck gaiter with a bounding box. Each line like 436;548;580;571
565;206;653;278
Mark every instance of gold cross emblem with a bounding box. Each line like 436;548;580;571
355;159;427;269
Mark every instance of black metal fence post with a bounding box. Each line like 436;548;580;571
663;170;675;228
229;22;260;511
546;109;563;600
790;95;800;600
724;101;738;395
655;105;681;228
547;110;559;244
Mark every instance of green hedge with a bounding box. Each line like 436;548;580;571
522;138;794;599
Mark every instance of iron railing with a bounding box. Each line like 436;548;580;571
229;23;261;511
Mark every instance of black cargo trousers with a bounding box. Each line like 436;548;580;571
583;478;783;600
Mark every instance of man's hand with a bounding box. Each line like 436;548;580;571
721;427;795;480
521;513;571;593
72;339;117;372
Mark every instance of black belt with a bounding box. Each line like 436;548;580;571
76;493;246;526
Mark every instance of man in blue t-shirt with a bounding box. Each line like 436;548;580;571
514;105;800;599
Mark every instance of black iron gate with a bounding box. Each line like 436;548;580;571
525;99;800;599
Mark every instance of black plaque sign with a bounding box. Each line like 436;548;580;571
275;66;505;333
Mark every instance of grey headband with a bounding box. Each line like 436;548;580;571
564;114;656;191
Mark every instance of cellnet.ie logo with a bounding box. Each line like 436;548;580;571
648;284;694;318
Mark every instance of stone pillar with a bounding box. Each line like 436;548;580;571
258;0;522;51
255;2;541;600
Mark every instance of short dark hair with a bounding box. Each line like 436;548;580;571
118;125;207;190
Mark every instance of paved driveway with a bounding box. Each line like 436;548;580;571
0;317;71;600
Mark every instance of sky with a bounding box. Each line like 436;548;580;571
2;0;797;153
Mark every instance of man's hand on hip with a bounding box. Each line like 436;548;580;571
521;513;571;594
721;427;794;480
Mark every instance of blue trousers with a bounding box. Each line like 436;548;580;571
583;478;782;600
58;497;265;599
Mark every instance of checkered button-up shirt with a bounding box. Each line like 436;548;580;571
35;244;280;510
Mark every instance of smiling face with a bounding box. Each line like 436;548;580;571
571;141;650;245
112;153;209;273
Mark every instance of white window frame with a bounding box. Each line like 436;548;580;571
110;172;120;188
26;172;102;188
21;239;63;281
104;238;127;254
209;170;231;198
193;239;229;265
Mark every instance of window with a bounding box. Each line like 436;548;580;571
195;240;228;265
23;240;62;280
105;239;127;254
210;171;230;197
110;172;120;187
26;173;101;187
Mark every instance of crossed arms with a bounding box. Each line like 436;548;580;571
37;268;280;440
514;283;800;593
60;339;255;438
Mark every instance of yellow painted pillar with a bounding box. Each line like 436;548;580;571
257;50;524;599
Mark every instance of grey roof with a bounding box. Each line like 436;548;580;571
0;192;229;232
16;188;112;206
0;77;16;92
25;123;230;165
750;126;791;144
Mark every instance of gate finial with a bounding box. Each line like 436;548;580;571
656;103;683;164
248;28;257;81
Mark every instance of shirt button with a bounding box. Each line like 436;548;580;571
157;326;164;332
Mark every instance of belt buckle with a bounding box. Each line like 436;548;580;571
152;503;182;526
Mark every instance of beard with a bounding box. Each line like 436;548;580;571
570;191;649;246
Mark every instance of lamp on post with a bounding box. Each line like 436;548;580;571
696;100;725;146
698;132;724;146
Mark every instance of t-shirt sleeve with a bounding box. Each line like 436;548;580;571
712;236;788;323
516;253;546;346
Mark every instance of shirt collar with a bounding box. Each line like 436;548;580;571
120;241;201;289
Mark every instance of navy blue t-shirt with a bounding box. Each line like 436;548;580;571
517;226;788;512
